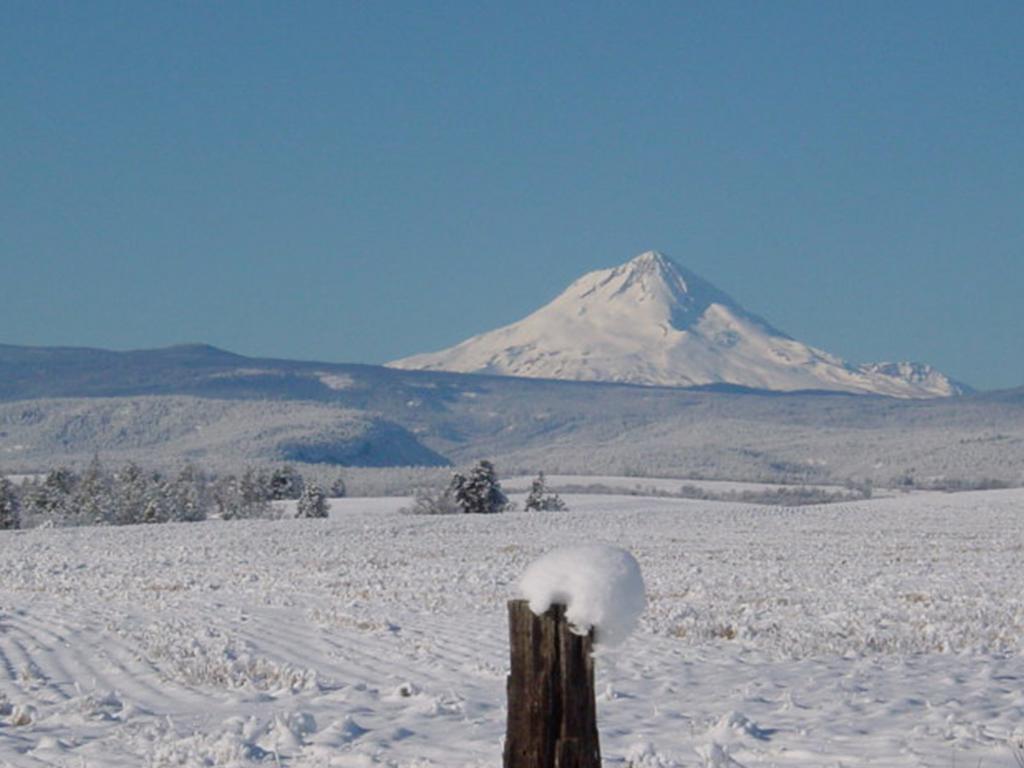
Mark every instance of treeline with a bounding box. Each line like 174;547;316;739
890;472;1012;492
547;481;871;506
0;460;346;530
676;483;868;506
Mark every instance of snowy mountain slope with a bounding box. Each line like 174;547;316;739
390;251;965;398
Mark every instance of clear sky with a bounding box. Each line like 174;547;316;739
2;2;1021;390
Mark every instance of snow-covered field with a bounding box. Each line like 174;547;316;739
2;490;1024;766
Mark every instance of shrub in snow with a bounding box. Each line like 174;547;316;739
329;475;347;497
519;544;645;646
0;478;19;530
296;483;330;518
401;487;462;515
451;460;508;514
625;741;682;767
524;472;567;512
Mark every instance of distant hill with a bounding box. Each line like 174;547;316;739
0;396;447;470
0;342;1021;485
975;385;1024;405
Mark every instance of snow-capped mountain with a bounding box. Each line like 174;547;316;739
389;251;964;398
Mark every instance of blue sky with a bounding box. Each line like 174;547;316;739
2;2;1021;389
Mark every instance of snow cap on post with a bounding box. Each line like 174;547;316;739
518;544;645;647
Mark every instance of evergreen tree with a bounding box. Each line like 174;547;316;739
112;462;147;525
19;480;46;526
240;467;270;505
451;460;508;514
139;472;171;524
0;478;19;530
27;467;76;524
44;467;75;496
217;470;272;520
524;472;567;512
448;471;468;512
169;463;208;522
524;472;545;511
296;483;330;518
213;474;241;520
73;455;113;525
269;465;304;500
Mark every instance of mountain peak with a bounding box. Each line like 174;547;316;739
390;251;962;398
572;251;756;335
613;250;687;286
627;249;672;269
610;250;691;298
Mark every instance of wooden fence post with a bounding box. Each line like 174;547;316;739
503;599;601;768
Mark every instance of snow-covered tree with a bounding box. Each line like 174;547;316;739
24;467;76;524
112;462;148;525
269;465;304;500
329;474;347;498
240;467;270;505
451;460;508;514
215;472;272;520
44;467;75;496
73;456;113;525
448;471;467;510
169;463;208;522
0;478;19;530
524;472;567;512
296;483;330;519
212;474;240;519
139;472;171;524
524;472;546;511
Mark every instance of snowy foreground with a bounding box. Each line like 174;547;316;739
2;491;1024;767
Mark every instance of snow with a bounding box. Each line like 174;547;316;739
390;250;962;398
315;372;357;391
519;544;645;646
0;474;41;485
2;489;1024;766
